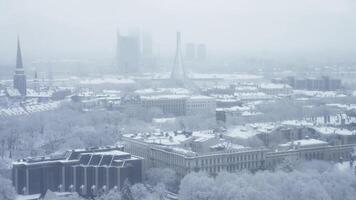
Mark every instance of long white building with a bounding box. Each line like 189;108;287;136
122;131;267;177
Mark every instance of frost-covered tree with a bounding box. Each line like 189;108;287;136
178;161;356;200
98;189;122;200
146;168;178;192
179;172;215;200
131;183;160;200
0;175;16;200
121;179;133;200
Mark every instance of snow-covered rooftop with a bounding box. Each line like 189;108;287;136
0;102;61;117
224;125;262;139
313;126;355;136
140;95;188;100
190;73;263;80
293;90;347;98
279;138;328;147
123;130;215;146
135;88;191;95
79;77;135;85
260;83;291;89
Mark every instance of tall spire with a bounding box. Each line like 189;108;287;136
16;36;23;69
170;31;186;80
13;36;27;96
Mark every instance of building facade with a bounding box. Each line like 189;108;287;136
12;147;143;196
266;143;356;169
122;134;356;176
122;136;267;177
140;95;216;118
286;76;342;91
117;31;140;74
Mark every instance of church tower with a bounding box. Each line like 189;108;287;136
13;37;27;96
33;70;40;92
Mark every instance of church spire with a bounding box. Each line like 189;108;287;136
13;36;27;96
16;36;23;69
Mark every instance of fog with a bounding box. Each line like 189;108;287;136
1;0;356;65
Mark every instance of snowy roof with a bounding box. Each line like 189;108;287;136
279;139;328;147
123;130;215;146
83;150;130;156
224;125;262;139
260;83;291;89
218;105;250;112
26;89;53;97
293;90;347;98
326;103;356;110
210;141;245;151
6;88;21;97
241;111;263;116
16;194;41;200
79;77;135;85
124;132;192;146
141;94;188;100
189;95;215;100
0;102;60;117
313;126;355;136
281;120;314;127
152;117;176;124
234;92;272;100
190;73;263;80
135;88;191;95
235;86;258;91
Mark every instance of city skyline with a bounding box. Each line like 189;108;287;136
1;1;356;200
1;0;356;66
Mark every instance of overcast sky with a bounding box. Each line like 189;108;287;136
1;0;356;65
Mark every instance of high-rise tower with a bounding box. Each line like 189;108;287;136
116;29;140;74
197;43;207;61
170;32;186;81
13;37;27;96
185;43;195;61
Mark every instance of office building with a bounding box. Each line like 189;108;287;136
117;31;141;74
12;146;143;196
196;44;207;61
286;76;342;91
140;95;216;117
185;43;195;61
123;128;356;176
122;131;267;177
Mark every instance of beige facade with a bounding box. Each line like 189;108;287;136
122;137;267;177
123;136;356;176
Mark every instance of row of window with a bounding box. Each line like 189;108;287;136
198;161;261;173
196;153;261;167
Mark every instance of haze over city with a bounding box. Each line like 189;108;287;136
1;0;356;66
1;1;356;200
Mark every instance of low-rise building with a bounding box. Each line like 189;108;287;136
12;146;143;197
122;131;267;177
258;83;292;96
140;95;216;118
